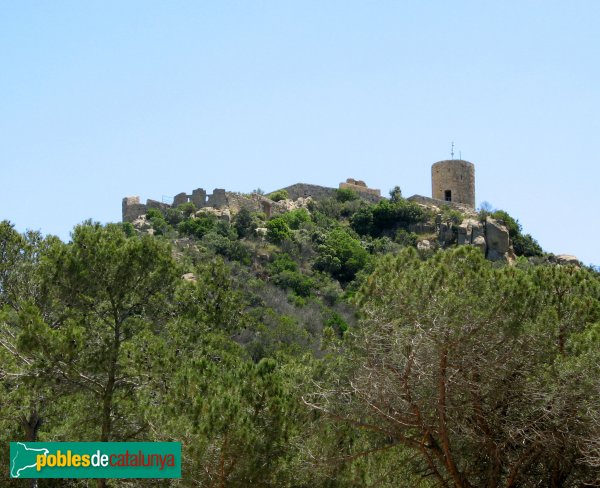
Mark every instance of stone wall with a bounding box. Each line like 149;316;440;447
122;187;231;222
207;189;227;208
122;197;147;222
431;160;475;208
190;188;207;208
279;181;383;203
279;183;338;201
146;199;171;212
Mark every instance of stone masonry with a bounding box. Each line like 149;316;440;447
122;187;229;222
431;159;475;208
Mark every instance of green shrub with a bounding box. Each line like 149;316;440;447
325;312;349;337
268;253;298;274
352;200;426;237
272;270;315;297
120;222;135;237
146;208;171;235
178;215;216;239
314;229;369;283
281;208;310;230
267;189;289;202
266;218;292;244
177;202;197;217
233;207;255;238
389;185;403;203
513;233;544;257
350;206;374;236
313;198;343;219
339;199;365;218
395;229;418;247
335;188;359;202
366;236;401;255
440;206;464;225
164;208;184;226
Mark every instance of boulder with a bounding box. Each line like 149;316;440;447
409;222;436;234
132;215;151;230
487;249;502;261
486;217;510;256
555;254;580;266
458;218;484;245
196;207;231;222
472;235;487;254
470;221;485;241
181;272;196;282
457;224;468;245
438;223;455;245
273;197;313;213
255;227;268;237
417;239;432;251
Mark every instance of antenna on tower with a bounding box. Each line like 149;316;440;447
451;141;455;160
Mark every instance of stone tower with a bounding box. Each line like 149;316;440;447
431;159;475;208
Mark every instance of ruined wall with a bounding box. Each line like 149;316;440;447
207;189;227;208
146;199;171;212
190;188;207;208
122;197;147;222
123;177;390;223
431;160;475;208
122;187;231;222
280;181;383;203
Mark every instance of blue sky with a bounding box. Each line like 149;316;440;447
1;1;598;265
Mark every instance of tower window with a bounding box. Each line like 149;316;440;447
444;190;452;201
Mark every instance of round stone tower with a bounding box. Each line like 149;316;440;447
431;159;475;208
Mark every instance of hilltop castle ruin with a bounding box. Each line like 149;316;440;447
121;159;476;222
122;178;383;222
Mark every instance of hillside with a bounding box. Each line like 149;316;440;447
1;185;599;487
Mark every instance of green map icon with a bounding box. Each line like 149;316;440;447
10;442;49;478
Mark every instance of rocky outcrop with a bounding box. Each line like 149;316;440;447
407;195;478;216
409;222;436;234
196;207;231;222
438;223;455;246
457;219;484;246
485;217;511;261
181;272;197;282
438;216;516;263
272;197;313;213
472;235;487;254
417;239;433;251
553;254;580;266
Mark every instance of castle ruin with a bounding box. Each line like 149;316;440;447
122;161;476;224
122;188;227;222
122;179;383;222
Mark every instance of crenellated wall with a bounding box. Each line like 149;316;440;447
122;187;230;222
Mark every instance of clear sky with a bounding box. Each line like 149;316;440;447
1;1;598;265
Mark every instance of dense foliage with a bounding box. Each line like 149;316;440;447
1;193;598;487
